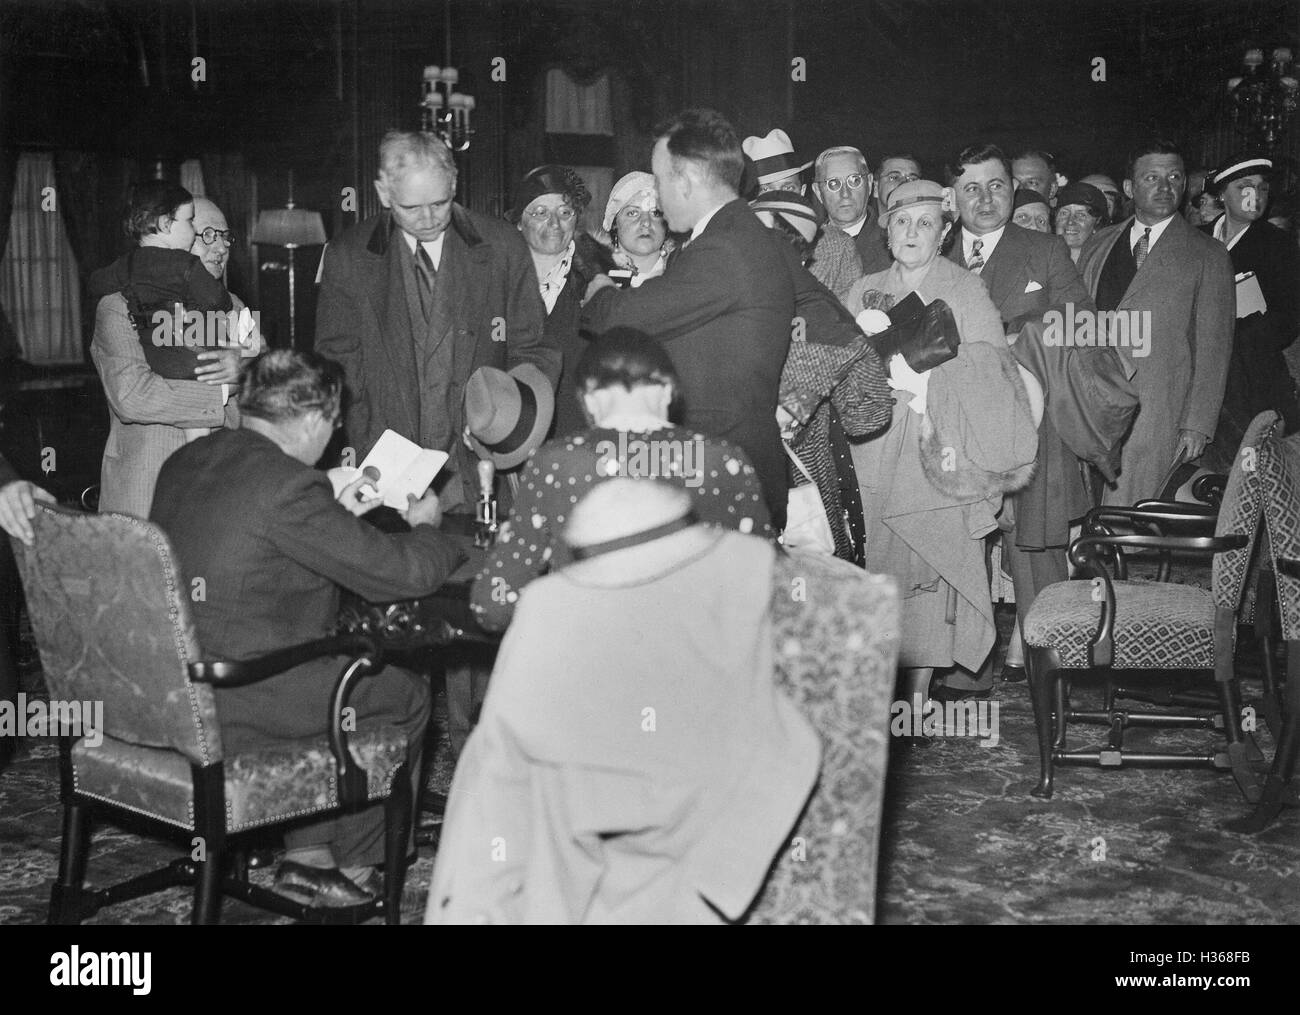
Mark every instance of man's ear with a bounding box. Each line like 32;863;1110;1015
866;173;875;198
1122;179;1134;200
373;178;391;209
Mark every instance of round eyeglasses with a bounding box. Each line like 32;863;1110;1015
820;174;866;193
525;204;577;222
198;227;234;245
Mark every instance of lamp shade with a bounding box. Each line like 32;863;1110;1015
252;207;327;248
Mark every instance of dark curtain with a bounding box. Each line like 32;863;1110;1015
52;150;132;359
0;145;19;361
200;152;256;307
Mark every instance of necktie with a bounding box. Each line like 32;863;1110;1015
968;238;985;274
1134;228;1150;271
415;244;436;322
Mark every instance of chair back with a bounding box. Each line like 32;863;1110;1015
748;549;899;924
1258;431;1300;640
1212;410;1282;612
10;504;222;764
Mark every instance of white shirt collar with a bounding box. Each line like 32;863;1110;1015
1212;215;1251;251
841;213;870;237
962;224;1006;262
688;200;731;244
401;229;446;271
536;241;575;313
1128;214;1175;254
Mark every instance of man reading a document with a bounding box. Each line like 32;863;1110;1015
151;350;464;906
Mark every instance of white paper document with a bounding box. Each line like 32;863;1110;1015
1235;271;1267;319
332;430;448;510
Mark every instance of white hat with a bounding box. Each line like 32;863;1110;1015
603;172;658;233
742;129;812;185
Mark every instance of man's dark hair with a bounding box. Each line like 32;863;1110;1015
877;153;922;174
576;330;679;394
239;349;344;425
1012;149;1056;172
124;180;193;242
944;143;1013;187
1125;140;1185;181
654;108;745;192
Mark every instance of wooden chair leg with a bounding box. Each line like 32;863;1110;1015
1027;646;1060;798
192;848;224;925
1227;644;1300;833
383;768;413;926
48;799;92;925
1054;677;1070;750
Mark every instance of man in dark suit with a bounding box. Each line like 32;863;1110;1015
151;350;464;906
812;145;893;277
1078;140;1235;505
315;130;559;514
582;108;795;524
943;142;1094;695
1200;154;1300;434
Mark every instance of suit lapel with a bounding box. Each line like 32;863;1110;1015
1081;223;1124;296
364;219;419;428
981;225;1026;311
451;224;493;384
1120;215;1189;310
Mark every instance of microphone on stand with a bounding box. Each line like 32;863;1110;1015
475;459;498;547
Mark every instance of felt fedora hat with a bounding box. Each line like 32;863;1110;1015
742;129;813;186
464;363;555;469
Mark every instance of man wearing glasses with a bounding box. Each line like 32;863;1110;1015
812;146;892;276
190;196;264;353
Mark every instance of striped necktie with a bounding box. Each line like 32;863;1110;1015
415;244;436;322
1133;228;1151;270
968;238;985;274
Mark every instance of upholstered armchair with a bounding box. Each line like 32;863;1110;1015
747;549;900;924
1022;412;1283;800
1229;430;1300;832
10;504;414;925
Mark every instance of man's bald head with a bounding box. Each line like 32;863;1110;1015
190;197;231;280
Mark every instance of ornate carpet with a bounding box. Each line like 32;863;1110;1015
2;604;1296;925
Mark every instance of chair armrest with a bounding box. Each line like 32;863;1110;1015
188;633;379;687
1070;533;1247;565
1132;499;1217;518
1068;534;1249;669
1092;506;1216;532
1192;473;1226;506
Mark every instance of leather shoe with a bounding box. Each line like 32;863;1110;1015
273;861;376;908
929;683;992;704
1000;664;1027;683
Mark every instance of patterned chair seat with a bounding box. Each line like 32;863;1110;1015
1025;580;1216;670
71;725;407;833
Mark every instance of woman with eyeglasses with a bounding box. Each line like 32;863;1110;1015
603;171;674;286
1052;182;1108;263
509;164;613;439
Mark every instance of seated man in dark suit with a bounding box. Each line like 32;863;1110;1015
151;350;464;906
582;108;796;526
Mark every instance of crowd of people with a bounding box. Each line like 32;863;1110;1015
2;106;1298;922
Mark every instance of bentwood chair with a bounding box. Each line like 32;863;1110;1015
9;504;413;925
1229;430;1300;832
747;549;900;924
1021;413;1282;800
